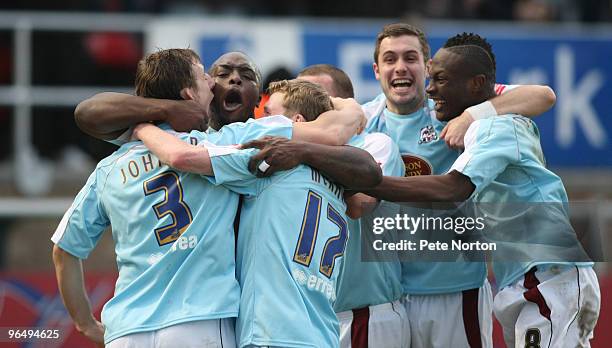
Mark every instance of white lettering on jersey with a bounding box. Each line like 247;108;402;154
169;235;198;252
292;268;336;301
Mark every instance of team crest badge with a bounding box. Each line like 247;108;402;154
418;125;438;144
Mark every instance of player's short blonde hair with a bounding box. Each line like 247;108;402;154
267;79;333;122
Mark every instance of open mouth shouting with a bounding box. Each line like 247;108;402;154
212;84;251;122
223;88;243;113
390;78;414;94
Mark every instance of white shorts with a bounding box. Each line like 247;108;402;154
106;318;236;348
337;300;409;348
404;280;493;348
493;265;600;348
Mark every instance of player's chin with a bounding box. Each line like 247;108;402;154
393;93;418;106
226;107;251;123
434;111;447;121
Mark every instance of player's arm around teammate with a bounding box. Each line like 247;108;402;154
241;135;390;218
292;96;367;146
74;51;261;140
74;92;208;140
364;169;473;202
76;91;365;149
242;136;382;189
439;84;556;149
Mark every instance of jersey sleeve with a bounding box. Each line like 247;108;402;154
494;83;519;95
51;171;110;259
213;116;294;145
362;93;387;133
205;145;264;196
450;117;520;195
360;132;405;177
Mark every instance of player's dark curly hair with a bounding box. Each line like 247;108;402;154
443;32;496;87
443;32;496;71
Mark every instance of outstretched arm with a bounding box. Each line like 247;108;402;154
242;136;382;189
441;85;556;149
52;245;105;345
75;92;207;140
132;123;213;175
364;170;474;203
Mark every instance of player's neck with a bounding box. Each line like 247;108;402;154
386;95;425;116
207;108;224;131
485;90;497;101
471;91;497;108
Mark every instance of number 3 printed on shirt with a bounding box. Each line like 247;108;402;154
293;190;348;278
144;171;193;246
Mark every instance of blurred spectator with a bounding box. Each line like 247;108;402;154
513;0;557;21
84;32;140;68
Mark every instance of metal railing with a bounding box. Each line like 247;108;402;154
0;11;149;196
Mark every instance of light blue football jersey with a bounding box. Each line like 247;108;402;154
450;115;593;289
190;115;294;145
207;149;348;348
334;132;406;312
51;119;293;344
363;95;487;294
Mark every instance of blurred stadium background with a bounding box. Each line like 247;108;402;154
0;0;610;347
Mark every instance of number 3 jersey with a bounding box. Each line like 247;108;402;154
51;118;293;344
207;151;348;348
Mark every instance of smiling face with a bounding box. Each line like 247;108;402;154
209;52;261;127
373;35;427;115
426;48;475;122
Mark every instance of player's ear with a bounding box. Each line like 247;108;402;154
470;74;486;93
373;62;380;80
293;114;307;123
180;87;196;100
426;59;433;78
